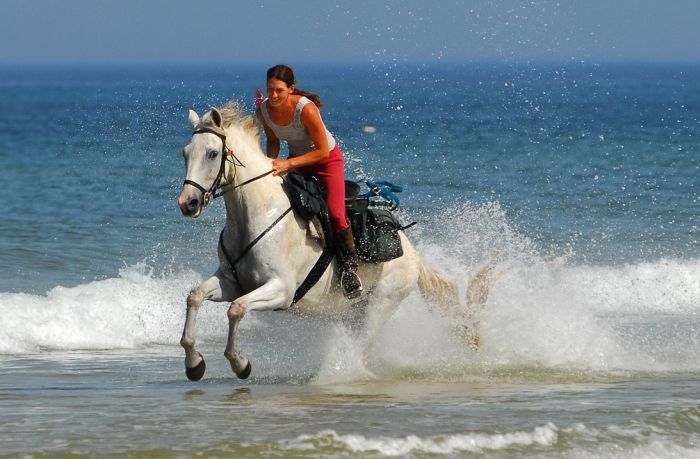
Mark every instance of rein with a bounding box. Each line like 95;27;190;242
214;169;275;198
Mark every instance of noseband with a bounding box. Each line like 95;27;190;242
183;127;274;208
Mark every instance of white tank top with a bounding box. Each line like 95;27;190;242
261;97;336;156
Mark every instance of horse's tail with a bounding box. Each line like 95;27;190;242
418;252;504;308
417;255;504;350
417;259;461;308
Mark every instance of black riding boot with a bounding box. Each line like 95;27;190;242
335;227;363;299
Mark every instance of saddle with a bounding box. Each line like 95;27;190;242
284;173;408;263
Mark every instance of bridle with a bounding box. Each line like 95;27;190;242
183;127;274;208
182;127;234;208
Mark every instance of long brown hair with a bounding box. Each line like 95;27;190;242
266;64;323;108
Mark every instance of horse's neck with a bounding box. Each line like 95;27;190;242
221;132;289;232
225;126;272;188
223;173;287;215
218;126;321;272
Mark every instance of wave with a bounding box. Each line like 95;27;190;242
280;424;558;456
0;264;203;354
10;421;700;458
470;256;700;373
1;202;698;377
1;257;698;375
270;419;700;458
258;408;700;457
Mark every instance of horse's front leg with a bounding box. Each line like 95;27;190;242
181;269;239;381
223;277;291;379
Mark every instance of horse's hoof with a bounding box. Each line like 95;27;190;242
236;360;252;380
185;357;206;381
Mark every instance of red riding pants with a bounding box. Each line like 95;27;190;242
295;144;348;231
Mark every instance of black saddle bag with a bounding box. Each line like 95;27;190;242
284;173;323;220
346;184;404;263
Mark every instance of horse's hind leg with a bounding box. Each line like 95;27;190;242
181;269;239;381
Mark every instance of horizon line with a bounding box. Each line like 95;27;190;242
2;57;700;70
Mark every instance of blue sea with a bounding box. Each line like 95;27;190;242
0;62;699;458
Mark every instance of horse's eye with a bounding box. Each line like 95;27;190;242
207;150;218;160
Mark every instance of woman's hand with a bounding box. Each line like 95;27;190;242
271;159;294;176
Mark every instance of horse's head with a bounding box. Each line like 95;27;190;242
178;107;230;218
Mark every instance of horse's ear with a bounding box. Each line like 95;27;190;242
188;109;200;130
211;107;223;128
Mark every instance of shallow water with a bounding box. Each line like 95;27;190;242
2;348;699;458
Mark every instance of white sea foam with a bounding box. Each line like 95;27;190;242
395;202;700;374
312;326;377;384
574;443;700;459
277;420;700;457
474;256;700;372
0;264;208;354
562;421;700;459
280;424;559;455
308;257;700;382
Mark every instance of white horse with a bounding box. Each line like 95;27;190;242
177;102;487;381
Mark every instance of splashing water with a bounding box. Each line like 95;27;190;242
2;201;698;379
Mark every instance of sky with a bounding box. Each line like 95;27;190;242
1;0;699;65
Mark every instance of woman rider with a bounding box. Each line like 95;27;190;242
256;64;362;299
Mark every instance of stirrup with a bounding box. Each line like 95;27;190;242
341;271;363;299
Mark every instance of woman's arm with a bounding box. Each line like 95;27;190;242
256;109;281;159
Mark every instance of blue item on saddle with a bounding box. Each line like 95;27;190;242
364;180;403;210
342;179;408;263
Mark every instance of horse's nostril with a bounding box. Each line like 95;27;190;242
187;198;200;212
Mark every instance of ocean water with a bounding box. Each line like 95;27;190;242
0;62;699;458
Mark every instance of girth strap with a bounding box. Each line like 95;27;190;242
291;247;335;305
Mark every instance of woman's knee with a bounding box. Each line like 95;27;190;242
330;216;349;232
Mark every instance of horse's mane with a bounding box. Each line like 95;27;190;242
203;101;260;141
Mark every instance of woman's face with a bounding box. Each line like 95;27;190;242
266;78;293;107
